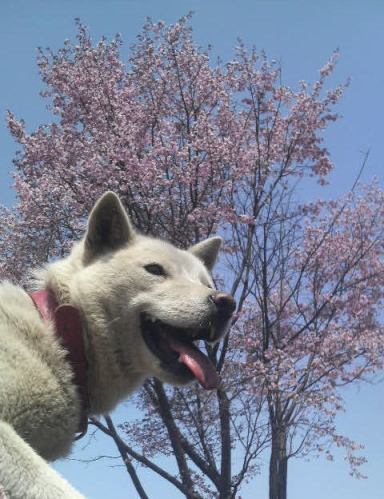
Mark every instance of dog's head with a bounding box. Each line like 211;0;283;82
76;192;235;391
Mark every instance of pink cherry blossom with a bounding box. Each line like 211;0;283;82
1;15;382;499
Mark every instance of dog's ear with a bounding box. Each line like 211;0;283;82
188;236;222;271
83;192;134;263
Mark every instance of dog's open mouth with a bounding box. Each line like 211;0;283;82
141;313;219;390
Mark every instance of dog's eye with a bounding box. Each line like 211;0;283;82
144;264;167;277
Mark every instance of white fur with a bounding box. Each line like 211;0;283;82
0;192;225;498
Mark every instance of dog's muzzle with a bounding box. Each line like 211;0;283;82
140;292;236;390
208;292;236;341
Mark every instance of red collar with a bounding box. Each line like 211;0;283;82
29;290;89;439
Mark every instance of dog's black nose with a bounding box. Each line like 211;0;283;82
209;292;236;318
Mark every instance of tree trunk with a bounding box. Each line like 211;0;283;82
218;388;232;499
269;426;288;499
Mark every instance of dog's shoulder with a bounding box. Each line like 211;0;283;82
0;281;80;460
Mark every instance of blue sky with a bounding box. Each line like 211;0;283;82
1;1;383;498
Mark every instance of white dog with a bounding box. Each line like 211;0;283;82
0;192;235;498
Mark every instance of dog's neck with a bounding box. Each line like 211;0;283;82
31;249;145;415
29;289;89;438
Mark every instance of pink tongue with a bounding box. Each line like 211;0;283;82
168;337;219;390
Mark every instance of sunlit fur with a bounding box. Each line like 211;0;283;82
0;192;223;498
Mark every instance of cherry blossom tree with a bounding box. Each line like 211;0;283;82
2;15;384;499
